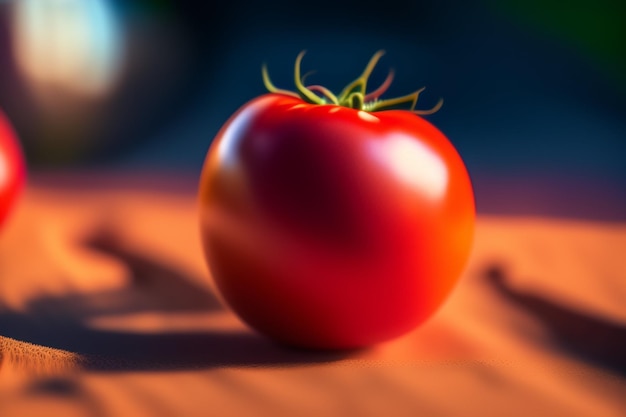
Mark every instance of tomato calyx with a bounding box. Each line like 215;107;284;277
262;50;443;114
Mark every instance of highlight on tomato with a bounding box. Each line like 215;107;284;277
199;51;475;349
0;110;26;230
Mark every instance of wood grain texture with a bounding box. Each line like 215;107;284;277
1;174;624;416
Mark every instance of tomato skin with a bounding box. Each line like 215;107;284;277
199;93;474;349
0;111;25;229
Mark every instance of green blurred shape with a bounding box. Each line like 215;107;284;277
487;0;626;90
135;0;174;14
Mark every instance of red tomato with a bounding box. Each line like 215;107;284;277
0;111;25;228
199;52;474;349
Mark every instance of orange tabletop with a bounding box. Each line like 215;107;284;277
1;173;624;417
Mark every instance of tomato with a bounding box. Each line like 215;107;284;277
199;51;474;349
0;111;25;229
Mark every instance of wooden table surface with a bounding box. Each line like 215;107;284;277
1;174;624;417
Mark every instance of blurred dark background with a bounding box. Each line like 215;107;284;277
0;0;624;220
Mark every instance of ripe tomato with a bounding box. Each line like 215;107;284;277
0;111;25;229
199;52;474;349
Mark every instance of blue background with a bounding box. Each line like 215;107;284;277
0;0;624;220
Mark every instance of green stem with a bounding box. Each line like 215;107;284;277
413;98;444;115
337;50;385;104
307;85;339;104
348;92;364;109
261;50;443;115
363;69;395;102
370;87;425;111
262;64;299;98
294;51;325;105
